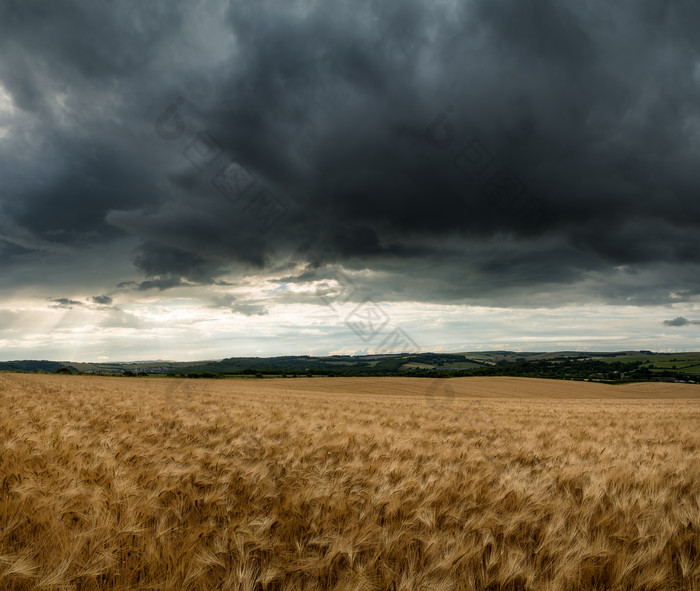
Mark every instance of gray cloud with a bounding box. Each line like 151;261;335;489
99;308;147;329
50;298;84;309
231;302;268;317
209;293;268;316
0;0;699;313
91;295;113;306
663;317;700;327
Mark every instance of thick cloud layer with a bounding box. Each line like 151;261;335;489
1;0;700;310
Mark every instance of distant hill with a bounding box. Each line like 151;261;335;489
0;360;69;373
1;350;699;383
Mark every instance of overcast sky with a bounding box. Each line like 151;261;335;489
1;0;699;361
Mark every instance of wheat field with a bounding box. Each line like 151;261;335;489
0;373;698;590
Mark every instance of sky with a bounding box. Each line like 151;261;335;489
1;0;700;362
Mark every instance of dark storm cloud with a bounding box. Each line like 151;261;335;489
1;0;700;306
132;241;227;286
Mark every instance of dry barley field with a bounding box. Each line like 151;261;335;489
0;373;698;590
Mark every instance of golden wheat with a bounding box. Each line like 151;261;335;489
0;373;698;590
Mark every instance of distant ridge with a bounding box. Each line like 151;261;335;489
1;350;699;384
